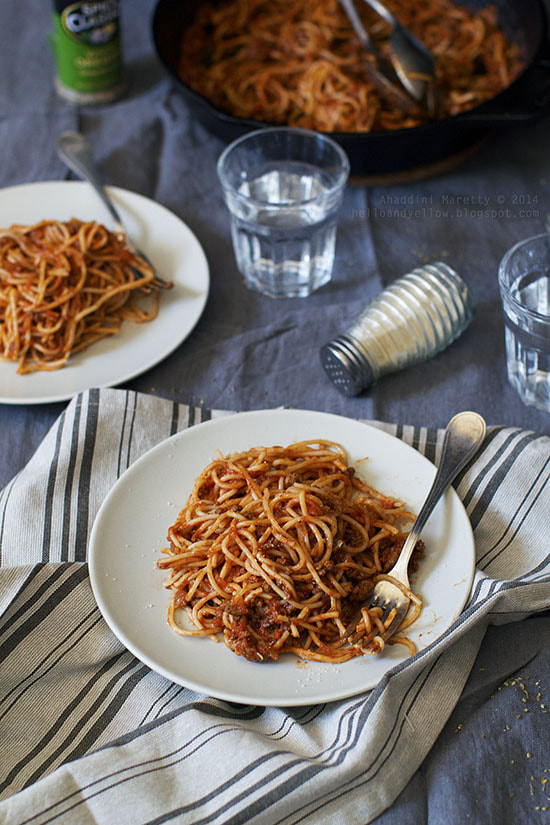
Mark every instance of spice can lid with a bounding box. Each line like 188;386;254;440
319;336;375;396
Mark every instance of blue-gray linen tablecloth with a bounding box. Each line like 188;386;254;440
0;2;549;823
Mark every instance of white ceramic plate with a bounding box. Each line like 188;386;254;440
0;181;209;404
89;409;476;707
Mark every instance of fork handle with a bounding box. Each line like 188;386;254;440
56;131;126;237
390;411;486;584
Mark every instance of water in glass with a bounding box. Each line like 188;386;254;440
502;270;550;411
230;161;339;298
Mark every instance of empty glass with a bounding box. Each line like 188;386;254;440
498;233;550;412
217;127;350;298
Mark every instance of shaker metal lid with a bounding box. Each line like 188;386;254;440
319;335;375;397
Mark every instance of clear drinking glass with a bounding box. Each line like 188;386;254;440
217;127;350;298
498;233;550;412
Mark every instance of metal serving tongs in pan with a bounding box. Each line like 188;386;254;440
339;0;437;117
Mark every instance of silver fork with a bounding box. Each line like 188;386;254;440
55;130;169;289
347;410;487;649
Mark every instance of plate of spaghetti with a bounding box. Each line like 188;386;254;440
0;181;209;404
89;409;476;706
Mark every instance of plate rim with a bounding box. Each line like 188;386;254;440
88;408;476;706
0;180;210;405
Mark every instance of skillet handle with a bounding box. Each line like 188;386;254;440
456;51;550;125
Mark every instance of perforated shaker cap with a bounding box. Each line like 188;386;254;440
320;335;375;397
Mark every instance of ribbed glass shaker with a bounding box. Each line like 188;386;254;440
320;262;474;396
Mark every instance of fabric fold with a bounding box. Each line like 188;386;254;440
0;388;548;825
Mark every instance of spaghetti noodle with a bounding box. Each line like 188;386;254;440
0;218;169;374
177;0;522;133
158;440;423;663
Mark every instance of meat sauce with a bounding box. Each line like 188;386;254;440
219;534;424;663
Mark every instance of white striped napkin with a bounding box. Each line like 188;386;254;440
0;388;548;825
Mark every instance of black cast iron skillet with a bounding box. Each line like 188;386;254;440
152;0;550;182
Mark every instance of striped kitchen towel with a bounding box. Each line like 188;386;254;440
0;387;548;825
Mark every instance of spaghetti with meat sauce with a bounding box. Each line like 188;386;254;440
158;440;423;663
176;0;522;133
0;218;170;374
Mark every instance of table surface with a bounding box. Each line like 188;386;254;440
1;4;550;824
2;1;550;490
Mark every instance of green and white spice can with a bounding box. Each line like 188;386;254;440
49;0;125;105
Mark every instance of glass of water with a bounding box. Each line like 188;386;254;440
498;233;550;412
217;127;350;298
